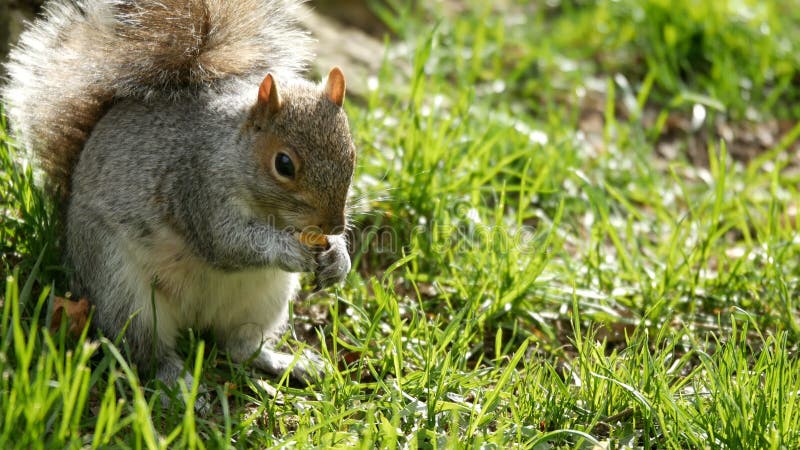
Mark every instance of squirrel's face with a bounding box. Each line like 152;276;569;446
245;69;355;235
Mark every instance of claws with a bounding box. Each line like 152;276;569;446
313;235;351;288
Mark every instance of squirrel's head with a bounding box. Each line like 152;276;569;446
244;67;356;235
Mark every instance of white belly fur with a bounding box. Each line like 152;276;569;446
124;226;299;347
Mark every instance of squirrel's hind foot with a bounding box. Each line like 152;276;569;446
246;346;327;386
155;354;212;415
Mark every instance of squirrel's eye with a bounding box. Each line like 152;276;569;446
275;152;295;179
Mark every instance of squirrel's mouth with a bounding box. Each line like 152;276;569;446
246;194;344;235
282;221;346;237
270;217;321;235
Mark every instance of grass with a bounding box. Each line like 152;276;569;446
2;0;800;447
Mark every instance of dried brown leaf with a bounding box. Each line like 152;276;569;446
50;296;91;337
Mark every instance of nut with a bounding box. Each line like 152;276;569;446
297;231;329;248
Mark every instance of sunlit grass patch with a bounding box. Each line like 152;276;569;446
2;0;800;447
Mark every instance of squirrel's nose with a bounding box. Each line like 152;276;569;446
317;215;346;235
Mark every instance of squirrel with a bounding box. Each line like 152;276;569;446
2;0;356;389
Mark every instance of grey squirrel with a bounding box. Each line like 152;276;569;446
3;0;355;387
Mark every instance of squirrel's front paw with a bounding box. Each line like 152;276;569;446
275;234;318;273
315;234;351;288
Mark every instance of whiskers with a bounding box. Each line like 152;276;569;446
347;186;394;215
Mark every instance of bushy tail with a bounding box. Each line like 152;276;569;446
2;0;312;195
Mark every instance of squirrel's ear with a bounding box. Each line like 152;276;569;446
324;67;346;107
257;73;282;114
